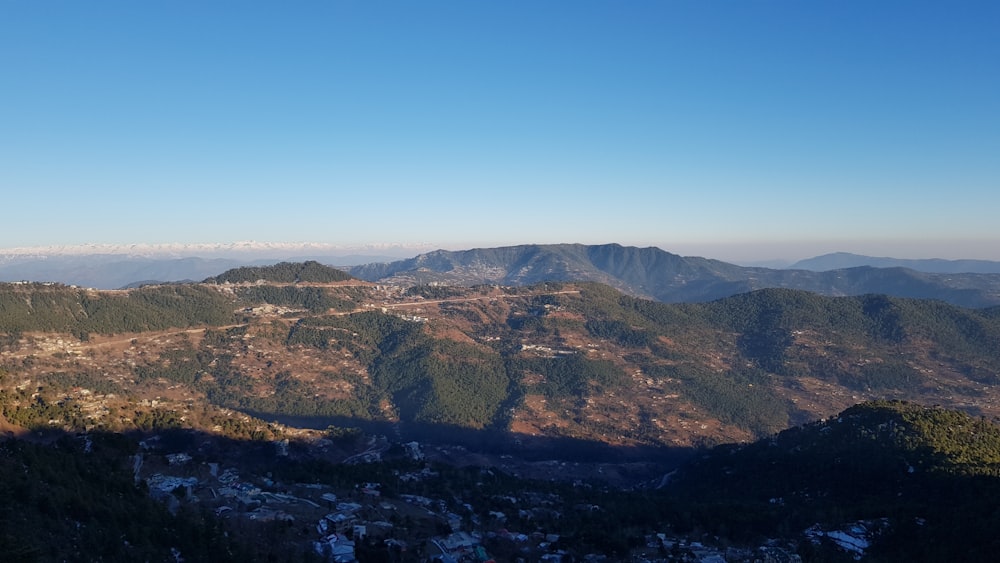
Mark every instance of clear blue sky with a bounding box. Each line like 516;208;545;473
3;1;998;261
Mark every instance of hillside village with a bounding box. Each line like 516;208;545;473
135;425;809;563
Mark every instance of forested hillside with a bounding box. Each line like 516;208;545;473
204;260;353;284
2;271;999;450
0;283;234;336
665;400;1000;561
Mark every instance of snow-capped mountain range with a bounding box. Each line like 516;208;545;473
0;242;434;289
0;241;432;262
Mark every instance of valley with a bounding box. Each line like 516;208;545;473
2;261;1000;561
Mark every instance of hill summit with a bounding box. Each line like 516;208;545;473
205;260;353;284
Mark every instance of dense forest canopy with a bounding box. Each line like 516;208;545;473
664;400;1000;561
204;261;352;284
0;283;234;335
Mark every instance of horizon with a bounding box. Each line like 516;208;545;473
3;2;998;259
3;239;1000;267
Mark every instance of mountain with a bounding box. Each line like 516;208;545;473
6;269;1000;559
5;272;1000;450
349;243;753;300
791;251;1000;274
9;243;1000;304
349;243;1000;308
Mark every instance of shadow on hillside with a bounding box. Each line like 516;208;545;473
240;410;695;467
6;419;1000;563
6;419;694;493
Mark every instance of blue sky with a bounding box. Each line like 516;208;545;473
2;1;998;262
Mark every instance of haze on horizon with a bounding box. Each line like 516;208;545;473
3;2;998;263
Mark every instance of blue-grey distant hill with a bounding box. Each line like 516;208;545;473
0;256;250;290
348;243;1000;308
0;254;396;289
791;252;1000;274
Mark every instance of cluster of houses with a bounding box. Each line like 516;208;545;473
313;530;357;562
137;435;813;563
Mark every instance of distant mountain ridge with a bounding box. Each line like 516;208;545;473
0;241;428;289
0;254;393;290
791;251;1000;274
7;243;1000;306
349;243;1000;308
0;241;431;260
0;256;255;290
350;243;750;300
